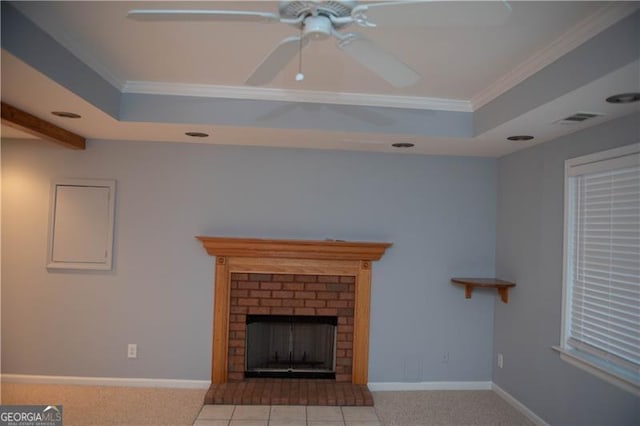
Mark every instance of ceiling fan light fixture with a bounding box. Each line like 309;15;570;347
51;111;81;119
302;16;333;40
185;131;209;138
507;135;534;141
605;92;640;104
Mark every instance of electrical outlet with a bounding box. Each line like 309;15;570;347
128;344;137;359
497;353;503;368
442;352;449;364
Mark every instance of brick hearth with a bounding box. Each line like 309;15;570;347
205;379;374;406
228;273;355;382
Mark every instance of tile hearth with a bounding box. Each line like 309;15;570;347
194;404;381;426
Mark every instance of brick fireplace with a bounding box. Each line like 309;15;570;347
197;237;391;385
228;272;356;382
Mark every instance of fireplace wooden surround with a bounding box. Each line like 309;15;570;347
197;237;391;385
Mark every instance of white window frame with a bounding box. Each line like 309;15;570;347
555;143;640;396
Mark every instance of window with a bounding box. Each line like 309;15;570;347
558;143;639;394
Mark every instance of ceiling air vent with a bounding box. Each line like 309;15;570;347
555;112;603;125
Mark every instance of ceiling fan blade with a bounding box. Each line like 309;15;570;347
246;36;309;86
127;9;280;23
351;1;511;27
338;34;420;88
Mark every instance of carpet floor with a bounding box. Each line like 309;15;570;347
373;390;534;426
1;383;535;425
0;383;207;425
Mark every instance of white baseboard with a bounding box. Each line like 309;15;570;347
367;381;492;391
492;382;548;426
1;374;210;389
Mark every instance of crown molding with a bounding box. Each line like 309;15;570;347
470;3;640;110
122;81;473;112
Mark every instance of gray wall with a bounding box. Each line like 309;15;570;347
1;139;497;382
494;113;640;425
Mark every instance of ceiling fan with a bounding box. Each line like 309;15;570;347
128;1;511;88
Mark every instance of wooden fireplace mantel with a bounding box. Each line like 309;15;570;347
197;237;391;261
197;236;391;385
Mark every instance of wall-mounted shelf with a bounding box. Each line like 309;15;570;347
450;278;516;304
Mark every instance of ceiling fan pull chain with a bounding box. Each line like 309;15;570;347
296;26;305;82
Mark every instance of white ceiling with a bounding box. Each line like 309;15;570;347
7;1;603;98
2;1;639;156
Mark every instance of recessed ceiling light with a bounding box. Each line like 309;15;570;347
507;135;534;141
185;131;209;138
605;93;640;104
392;142;415;148
51;111;81;119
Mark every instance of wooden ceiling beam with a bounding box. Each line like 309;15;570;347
1;102;86;150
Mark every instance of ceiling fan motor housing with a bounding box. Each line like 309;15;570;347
279;0;357;29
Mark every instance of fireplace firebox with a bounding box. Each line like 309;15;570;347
245;315;337;379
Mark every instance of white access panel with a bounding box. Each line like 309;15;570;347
48;179;116;270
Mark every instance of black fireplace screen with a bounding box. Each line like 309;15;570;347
245;315;337;378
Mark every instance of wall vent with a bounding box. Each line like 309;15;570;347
555;112;604;124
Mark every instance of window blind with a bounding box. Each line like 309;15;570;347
567;153;640;376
